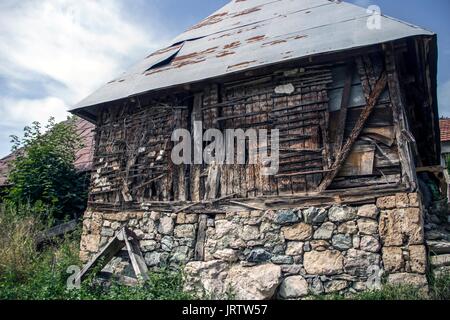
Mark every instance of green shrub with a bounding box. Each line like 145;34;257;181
7;117;89;223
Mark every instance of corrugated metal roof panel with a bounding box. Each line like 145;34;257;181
71;0;433;112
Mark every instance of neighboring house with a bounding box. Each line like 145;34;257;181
70;0;440;298
440;118;450;166
439;118;450;200
0;117;95;190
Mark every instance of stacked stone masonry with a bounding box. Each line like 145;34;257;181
80;192;428;299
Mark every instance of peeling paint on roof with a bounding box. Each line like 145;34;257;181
71;0;433;113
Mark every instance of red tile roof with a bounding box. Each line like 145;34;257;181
0;117;95;186
440;118;450;142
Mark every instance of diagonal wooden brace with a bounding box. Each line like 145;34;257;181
317;72;388;192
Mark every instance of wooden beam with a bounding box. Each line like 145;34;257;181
317;72;388;192
194;214;208;261
74;228;149;284
74;228;126;284
123;229;149;281
384;44;418;191
191;93;203;201
36;220;78;244
335;63;355;154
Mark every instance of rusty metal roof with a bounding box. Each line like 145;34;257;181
71;0;433;114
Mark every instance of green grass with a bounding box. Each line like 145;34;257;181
0;209;196;300
313;272;450;300
0;235;196;300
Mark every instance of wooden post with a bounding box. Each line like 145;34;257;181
335;63;355;155
384;43;418;191
191;93;203;201
317;72;388;192
194;214;208;261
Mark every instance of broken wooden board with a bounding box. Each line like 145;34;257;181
338;144;375;177
36;220;78;244
317;71;388;192
194;214;208;261
74;227;148;284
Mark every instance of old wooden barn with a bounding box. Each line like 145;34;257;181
70;0;443;298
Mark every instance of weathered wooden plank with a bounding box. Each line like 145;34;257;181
194;214;208;261
384;44;417;191
74;229;126;284
335;63;355;154
191;93;203;201
317;72;388;192
338;144;375;177
124;229;149;281
204;162;221;200
37;220;78;244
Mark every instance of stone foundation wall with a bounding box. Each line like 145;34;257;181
80;192;428;299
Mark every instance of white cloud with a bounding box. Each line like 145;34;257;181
0;0;164;101
0;96;69;127
438;80;450;117
0;0;169;156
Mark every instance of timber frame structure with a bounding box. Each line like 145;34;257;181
74;39;439;214
70;0;440;292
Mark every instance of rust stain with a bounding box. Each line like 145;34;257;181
209;32;233;41
145;45;180;59
188;12;229;30
216;50;235;58
227;60;257;71
224;41;241;49
246;35;266;43
262;39;287;46
293;35;308;40
172;46;218;63
232;6;262;17
173;58;207;69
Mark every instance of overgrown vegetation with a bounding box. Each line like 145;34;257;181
0;203;195;300
7;117;89;223
0;118;195;300
1;118;449;301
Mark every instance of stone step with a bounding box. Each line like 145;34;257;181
427;241;450;255
430;254;450;268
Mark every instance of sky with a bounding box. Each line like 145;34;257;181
0;0;449;158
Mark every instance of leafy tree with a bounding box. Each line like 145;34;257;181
7;117;88;223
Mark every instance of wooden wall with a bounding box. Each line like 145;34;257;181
88;51;410;210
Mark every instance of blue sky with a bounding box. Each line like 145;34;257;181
0;0;449;158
